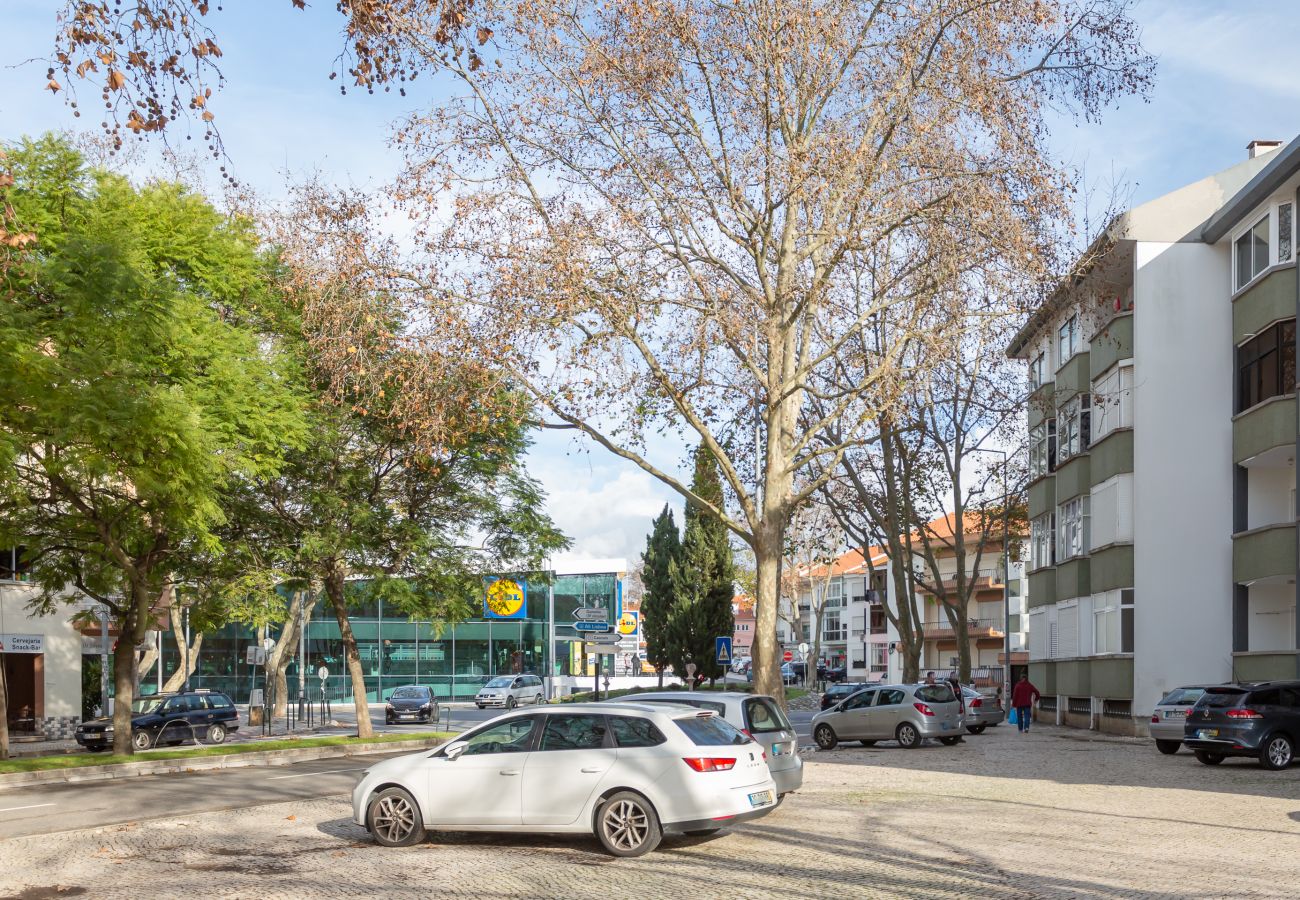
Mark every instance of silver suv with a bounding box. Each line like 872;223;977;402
811;683;963;749
609;691;803;796
474;674;546;709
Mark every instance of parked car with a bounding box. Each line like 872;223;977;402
821;682;870;711
475;674;546;709
609;691;803;796
730;656;751;674
351;703;778;856
780;662;798;685
960;686;1004;734
385;685;439;725
1184;681;1300;769
74;689;240;752
824;666;849;684
811;683;963;750
790;660;828;682
1148;685;1209;754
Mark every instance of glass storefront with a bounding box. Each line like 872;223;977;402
157;571;622;703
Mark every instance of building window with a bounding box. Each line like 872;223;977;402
1280;202;1293;264
1030;513;1055;570
826;579;844;608
1029;352;1046;390
1237;319;1296;412
869;605;887;634
823;609;846;642
1094;588;1134;654
1057;395;1091;462
1235;214;1271;290
869;643;888;672
1058;314;1079;363
1029;420;1057;479
1057;496;1089;561
1092;363;1133;442
0;547;31;582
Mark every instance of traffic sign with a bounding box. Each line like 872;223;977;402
574;607;609;621
586;633;622;645
317;666;329;681
575;620;611;632
782;649;793;662
797;642;809;657
715;636;733;665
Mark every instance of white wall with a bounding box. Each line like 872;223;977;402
1247;582;1296;652
1246;465;1295;530
1132;240;1235;716
0;584;83;719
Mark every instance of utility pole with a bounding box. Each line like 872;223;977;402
182;606;191;693
1001;454;1012;695
297;589;307;717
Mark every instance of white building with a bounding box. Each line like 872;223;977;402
1007;138;1299;733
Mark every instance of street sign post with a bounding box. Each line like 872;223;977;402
574;607;608;621
715;636;732;666
782;649;793;662
317;666;329;682
797;641;810;657
574;621;611;633
586;633;622;646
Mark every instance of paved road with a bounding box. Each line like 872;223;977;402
0;751;413;841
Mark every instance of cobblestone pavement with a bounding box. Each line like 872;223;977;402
5;724;1300;899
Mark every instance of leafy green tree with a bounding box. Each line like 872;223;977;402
639;504;680;688
667;446;736;686
0;134;307;754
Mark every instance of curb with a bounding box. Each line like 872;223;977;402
0;736;448;790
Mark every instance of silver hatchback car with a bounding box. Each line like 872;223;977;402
1149;685;1209;754
613;691;804;796
811;683;964;749
474;674;546;709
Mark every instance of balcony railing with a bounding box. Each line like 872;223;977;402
922;617;1005;637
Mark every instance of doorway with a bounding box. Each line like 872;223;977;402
3;653;42;734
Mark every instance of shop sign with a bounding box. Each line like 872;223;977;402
483;577;528;619
0;633;43;653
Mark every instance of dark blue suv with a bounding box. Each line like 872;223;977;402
75;689;241;752
1183;681;1300;770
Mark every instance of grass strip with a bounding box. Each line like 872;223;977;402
0;731;453;774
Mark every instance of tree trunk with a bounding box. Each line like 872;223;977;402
325;568;373;738
656;666;663;689
161;604;203;693
133;642;159;695
0;649;9;760
752;525;785;705
268;590;305;717
111;628;137;755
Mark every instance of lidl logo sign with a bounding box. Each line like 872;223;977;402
484;578;528;619
617;611;639;636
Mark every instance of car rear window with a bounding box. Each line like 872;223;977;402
744;697;792;733
1158;687;1205;706
1201;688;1247;708
674;714;749;746
209;694;233;709
915;686;956;704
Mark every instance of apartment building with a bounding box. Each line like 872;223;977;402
1007;138;1299;734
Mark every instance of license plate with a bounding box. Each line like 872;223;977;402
400;714;415;719
1198;729;1219;739
1166;710;1185;718
770;742;789;757
941;722;951;730
748;790;773;807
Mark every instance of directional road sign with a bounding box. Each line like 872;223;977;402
575;621;611;633
574;607;609;621
715;636;733;666
586;633;622;646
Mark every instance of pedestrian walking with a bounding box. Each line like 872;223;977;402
1010;673;1040;734
925;671;937;685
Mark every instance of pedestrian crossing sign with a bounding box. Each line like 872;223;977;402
715;636;732;665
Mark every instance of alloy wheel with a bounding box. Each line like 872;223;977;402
1267;736;1293;769
601;799;649;853
373;794;417;844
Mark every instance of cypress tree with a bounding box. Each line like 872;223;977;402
640;504;680;688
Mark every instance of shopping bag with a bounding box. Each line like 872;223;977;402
1008;707;1018;725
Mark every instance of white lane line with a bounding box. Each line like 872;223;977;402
266;767;363;781
0;803;55;813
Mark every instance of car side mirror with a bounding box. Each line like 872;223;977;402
443;741;468;761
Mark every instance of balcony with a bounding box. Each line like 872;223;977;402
1233;522;1297;585
917;568;1006;595
922;617;1006;639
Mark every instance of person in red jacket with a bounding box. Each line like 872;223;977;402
1010;673;1041;734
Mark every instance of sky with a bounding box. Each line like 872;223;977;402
2;1;1297;568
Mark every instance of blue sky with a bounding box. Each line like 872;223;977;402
3;1;1296;566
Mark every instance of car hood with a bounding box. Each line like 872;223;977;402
81;716;115;727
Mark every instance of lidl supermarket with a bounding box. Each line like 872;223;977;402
0;559;639;734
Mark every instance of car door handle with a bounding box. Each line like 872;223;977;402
581;767;602;773
499;769;521;776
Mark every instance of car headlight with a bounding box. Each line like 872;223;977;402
385;704;394;711
420;703;431;711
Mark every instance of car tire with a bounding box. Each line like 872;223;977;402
367;786;427;847
1260;733;1295;770
683;828;720;837
859;740;877;747
1194;750;1224;766
813;724;838;751
967;725;987;736
132;730;152;751
595;791;662;858
506;696;516;710
939;736;962;746
1155;739;1181;755
896;722;922;749
534;694;544;706
207;723;227;744
476;704;485;710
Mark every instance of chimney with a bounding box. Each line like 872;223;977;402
1248;140;1284;159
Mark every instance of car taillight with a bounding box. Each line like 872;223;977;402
1151;714;1160;723
683;757;737;772
1225;708;1263;719
969;698;982;709
914;702;935;717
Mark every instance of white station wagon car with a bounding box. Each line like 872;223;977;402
352;703;778;857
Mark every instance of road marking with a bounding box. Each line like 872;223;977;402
266;767;363;780
0;803;55;813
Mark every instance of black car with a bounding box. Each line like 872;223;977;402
1183;681;1300;769
790;661;828;682
821;681;870;711
75;689;240;752
825;666;849;684
385;685;439;725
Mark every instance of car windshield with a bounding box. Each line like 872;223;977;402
390;687;428;700
131;697;167;715
674;714;749;746
484;677;515;688
1158;687;1205;706
915;685;957;704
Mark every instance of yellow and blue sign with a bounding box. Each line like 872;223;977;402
483;577;528;620
617;611;639;636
